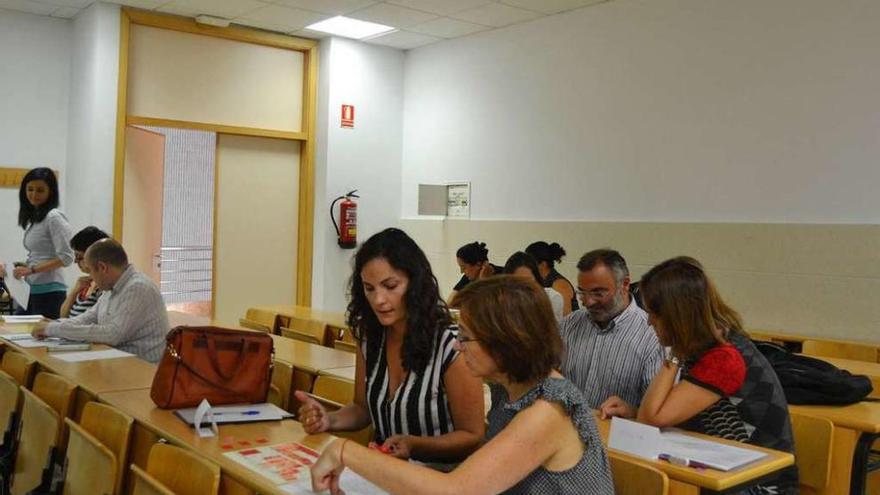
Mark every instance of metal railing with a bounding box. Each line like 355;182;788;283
159;246;212;299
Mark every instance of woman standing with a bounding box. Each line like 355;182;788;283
309;276;614;495
296;228;484;463
0;168;74;318
600;257;798;494
525;241;577;315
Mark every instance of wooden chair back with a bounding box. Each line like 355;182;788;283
280;327;322;346
0;351;35;388
62;419;116;495
244;308;279;333
238;318;272;333
609;453;669;495
287;316;328;345
790;411;833;490
271;360;293;411
10;388;60;495
0;370;21;444
79;402;133;495
267;384;283;408
801;340;878;362
32;372;77;425
144;443;220;495
130;465;174;495
312;375;355;405
333;340;357;353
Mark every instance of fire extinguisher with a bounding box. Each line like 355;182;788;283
331;190;359;249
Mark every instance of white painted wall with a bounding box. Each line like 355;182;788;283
401;0;880;224
0;9;71;266
311;37;405;312
65;2;120;234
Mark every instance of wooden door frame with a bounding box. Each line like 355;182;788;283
112;9;317;307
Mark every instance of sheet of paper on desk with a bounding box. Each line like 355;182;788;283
1;314;43;324
660;431;767;471
0;333;36;341
281;468;387;495
53;348;134;362
12;337;63;348
608;417;661;459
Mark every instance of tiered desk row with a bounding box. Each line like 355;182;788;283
2;312;878;495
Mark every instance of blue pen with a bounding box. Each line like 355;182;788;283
658;453;711;470
212;410;260;416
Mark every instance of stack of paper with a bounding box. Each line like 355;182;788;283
52;349;134;362
1;315;44;324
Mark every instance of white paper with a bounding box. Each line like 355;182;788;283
176;403;290;425
660;431;767;471
280;466;388;495
2;266;30;310
13;337;62;348
1;315;43;324
608;417;661;460
0;333;36;340
52;348;134;362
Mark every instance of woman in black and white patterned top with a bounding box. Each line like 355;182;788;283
309;276;615;495
296;228;485;463
60;226;109;318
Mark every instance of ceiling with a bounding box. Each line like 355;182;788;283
0;0;609;50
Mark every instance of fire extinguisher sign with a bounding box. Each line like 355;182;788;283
341;104;355;128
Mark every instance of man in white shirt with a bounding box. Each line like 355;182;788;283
32;238;170;363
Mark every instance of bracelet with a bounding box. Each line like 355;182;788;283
339;439;350;466
29;264;38;275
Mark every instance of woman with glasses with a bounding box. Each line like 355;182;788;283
309;276;614;495
295;228;485;464
600;257;798;494
0;168;73;318
59;226;109;318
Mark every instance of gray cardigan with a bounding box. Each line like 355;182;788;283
23;208;74;287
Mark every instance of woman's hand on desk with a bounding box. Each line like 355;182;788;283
599;396;637;419
295;390;332;433
311;438;346;495
380;434;414;459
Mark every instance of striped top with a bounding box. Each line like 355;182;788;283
559;300;664;408
362;325;459;461
68;288;103;318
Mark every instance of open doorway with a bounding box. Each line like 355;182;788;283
122;125;215;317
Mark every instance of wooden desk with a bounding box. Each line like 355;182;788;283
749;329;878;351
270;335;355;373
594;414;795;495
251;305;348;332
100;388;333;495
790;401;880;495
318;366;356;382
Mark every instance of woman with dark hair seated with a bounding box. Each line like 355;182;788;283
295;228;484;463
503;251;564;321
600;257;798;494
449;241;501;302
60;226;110;318
310;276;614;494
525;241;577;315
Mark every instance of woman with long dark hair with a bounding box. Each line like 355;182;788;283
600;257;798;494
525;241;577;315
295;228;484;463
0;168;73;318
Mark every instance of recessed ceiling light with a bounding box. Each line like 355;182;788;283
305;16;396;40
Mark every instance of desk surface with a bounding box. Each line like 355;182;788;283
790;401;880;433
318;366;356;382
0;322;157;394
593;414;795;491
252;305;347;329
100;388;332;495
749;329;879;347
270;335;355;373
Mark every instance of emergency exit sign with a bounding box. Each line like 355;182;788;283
341;104;355;128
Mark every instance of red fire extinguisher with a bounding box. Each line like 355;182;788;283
331;190;359;249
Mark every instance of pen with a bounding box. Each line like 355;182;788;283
212;410;261;416
658;453;711;470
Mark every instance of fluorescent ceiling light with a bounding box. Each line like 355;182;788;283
305;16;395;40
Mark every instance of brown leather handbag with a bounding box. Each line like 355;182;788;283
151;326;274;409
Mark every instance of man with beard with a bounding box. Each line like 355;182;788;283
559;249;663;412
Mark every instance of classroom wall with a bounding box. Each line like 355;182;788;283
65;2;120;235
0;9;71;266
399;0;880;341
311;37;405;312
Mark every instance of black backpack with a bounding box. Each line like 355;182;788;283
753;340;874;405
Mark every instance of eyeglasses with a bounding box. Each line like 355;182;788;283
576;288;610;299
454;334;477;345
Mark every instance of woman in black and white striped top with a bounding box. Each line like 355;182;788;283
60;226;109;318
296;228;485;463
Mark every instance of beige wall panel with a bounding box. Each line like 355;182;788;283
128;25;303;132
215;135;299;325
122;126;165;284
401;219;880;342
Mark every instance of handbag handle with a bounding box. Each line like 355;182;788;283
206;336;247;381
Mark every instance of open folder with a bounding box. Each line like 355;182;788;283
175;403;293;426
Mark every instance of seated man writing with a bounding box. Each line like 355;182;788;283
32;238;170;363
